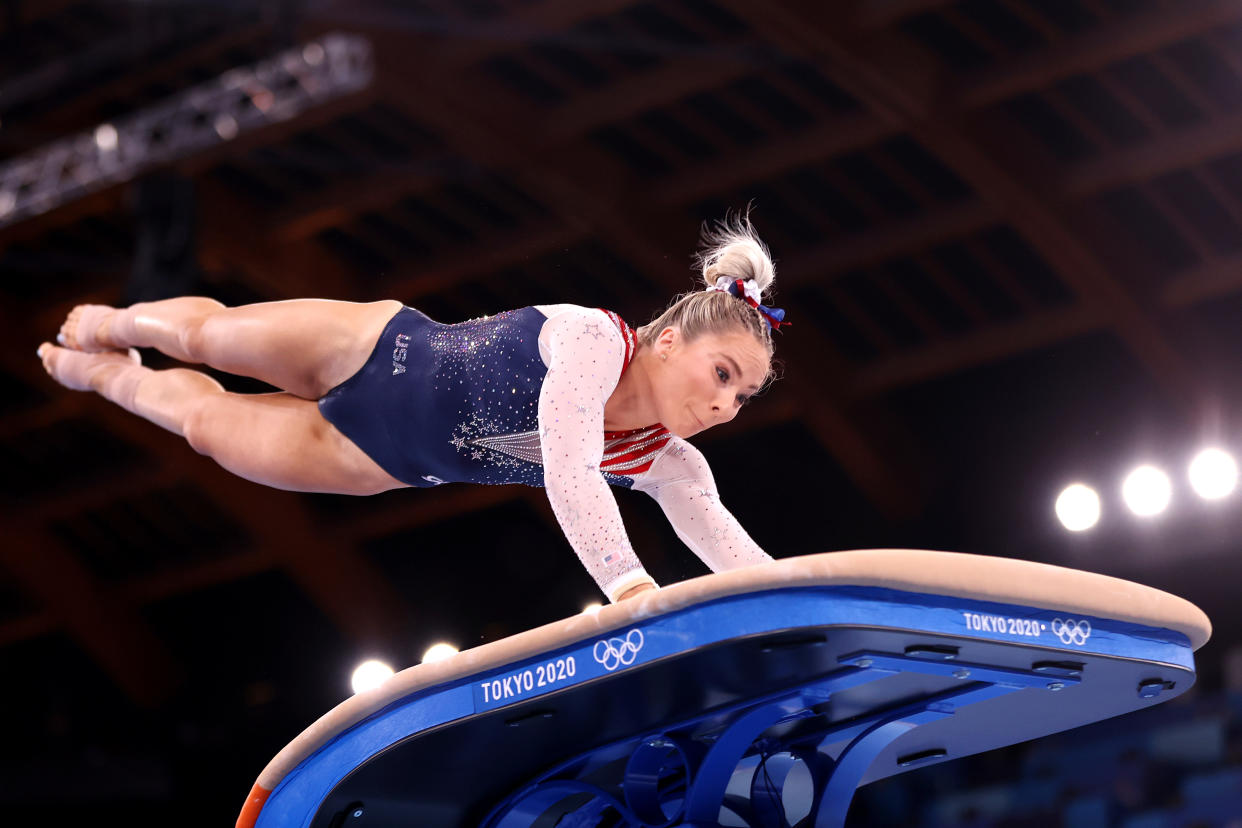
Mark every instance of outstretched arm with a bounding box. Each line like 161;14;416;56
634;438;773;572
537;309;658;602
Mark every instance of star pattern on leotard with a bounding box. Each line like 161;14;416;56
558;504;582;527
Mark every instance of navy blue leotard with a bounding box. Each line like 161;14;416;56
318;305;654;489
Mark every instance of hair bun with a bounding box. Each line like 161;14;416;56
696;207;776;297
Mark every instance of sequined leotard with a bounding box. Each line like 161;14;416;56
318;303;772;601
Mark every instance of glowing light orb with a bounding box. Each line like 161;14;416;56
94;123;118;151
1055;483;1101;532
350;659;394;695
421;643;459;664
1122;465;1172;517
1189;448;1237;501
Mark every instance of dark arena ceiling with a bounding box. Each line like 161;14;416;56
4;1;1242;825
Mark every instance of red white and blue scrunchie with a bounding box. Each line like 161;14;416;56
707;276;790;332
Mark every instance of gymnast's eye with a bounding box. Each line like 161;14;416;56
717;367;729;383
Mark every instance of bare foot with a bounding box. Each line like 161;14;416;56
38;342;140;392
57;304;117;352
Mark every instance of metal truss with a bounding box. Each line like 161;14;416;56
0;32;373;230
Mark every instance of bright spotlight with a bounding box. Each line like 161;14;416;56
350;659;394;695
421;643;459;664
581;602;603;615
1122;465;1172;517
1055;483;1100;532
1189;448;1237;501
93;123;118;152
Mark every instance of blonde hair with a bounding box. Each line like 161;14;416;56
637;208;779;384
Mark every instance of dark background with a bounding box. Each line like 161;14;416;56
2;1;1241;825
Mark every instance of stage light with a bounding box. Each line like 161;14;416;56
0;33;372;229
1122;465;1171;517
93;123;118;151
421;642;459;663
213;114;238;140
1056;483;1100;531
581;602;603;615
350;659;394;695
1188;448;1237;501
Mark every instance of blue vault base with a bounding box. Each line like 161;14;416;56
250;582;1198;827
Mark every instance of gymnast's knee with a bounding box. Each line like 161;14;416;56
174;299;228;362
180;393;231;457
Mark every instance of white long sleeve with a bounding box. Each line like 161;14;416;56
537;308;657;602
633;437;774;572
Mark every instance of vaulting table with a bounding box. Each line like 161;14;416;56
235;549;1211;828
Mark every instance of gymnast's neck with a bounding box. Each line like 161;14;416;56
603;343;661;432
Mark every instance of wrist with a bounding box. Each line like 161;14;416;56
616;582;657;601
604;568;656;603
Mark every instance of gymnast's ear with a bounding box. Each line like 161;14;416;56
654;325;680;354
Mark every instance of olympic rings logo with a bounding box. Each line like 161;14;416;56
593;628;645;672
1051;618;1092;646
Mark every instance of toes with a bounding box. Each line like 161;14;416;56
38;342;57;376
58;304;91;350
59;309;78;349
39;343;141;391
59;304;115;352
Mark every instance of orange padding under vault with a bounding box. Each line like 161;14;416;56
236;783;272;828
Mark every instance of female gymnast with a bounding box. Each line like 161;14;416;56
37;213;787;605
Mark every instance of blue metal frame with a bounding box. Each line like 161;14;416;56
480;650;1084;828
253;585;1196;828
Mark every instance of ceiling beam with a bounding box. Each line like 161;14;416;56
1059;111;1242;199
851;305;1097;397
22;21;273;140
728;0;1202;412
0;519;183;708
956;0;1242;109
852;0;955;31
540;56;756;144
319;0;647;68
1161;250;1242;309
0;0;79;34
652;112;897;206
195;176;360;300
777;199;997;283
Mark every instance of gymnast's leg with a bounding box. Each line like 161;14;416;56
59;297;403;399
36;344;407;495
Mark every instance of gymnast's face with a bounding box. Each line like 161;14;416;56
654;326;769;438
